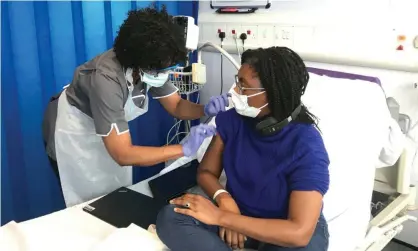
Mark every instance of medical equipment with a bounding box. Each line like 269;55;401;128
210;0;271;10
167;16;204;143
173;16;199;51
166;41;240;145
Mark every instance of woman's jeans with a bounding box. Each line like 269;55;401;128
156;205;329;251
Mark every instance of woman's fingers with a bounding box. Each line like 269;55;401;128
226;229;232;247
238;233;245;249
219;227;226;241
173;207;193;217
170;197;186;206
231;231;239;249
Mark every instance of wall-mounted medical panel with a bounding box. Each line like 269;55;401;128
198;20;418;73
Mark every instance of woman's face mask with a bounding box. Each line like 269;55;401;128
141;72;169;88
140;65;178;88
230;84;268;118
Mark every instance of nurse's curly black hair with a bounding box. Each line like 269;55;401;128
113;4;187;70
241;47;317;125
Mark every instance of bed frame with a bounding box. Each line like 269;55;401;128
355;149;417;251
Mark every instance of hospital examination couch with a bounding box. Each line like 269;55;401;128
1;68;416;251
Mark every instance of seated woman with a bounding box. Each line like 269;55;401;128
156;47;330;251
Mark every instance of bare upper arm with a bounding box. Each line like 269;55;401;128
198;134;225;178
288;191;323;237
157;92;181;116
102;128;132;165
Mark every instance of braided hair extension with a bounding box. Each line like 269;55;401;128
241;47;318;126
113;3;188;70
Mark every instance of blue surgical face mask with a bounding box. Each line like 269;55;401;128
141;65;178;88
141;72;169;88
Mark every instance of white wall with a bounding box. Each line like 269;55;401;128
198;0;418;247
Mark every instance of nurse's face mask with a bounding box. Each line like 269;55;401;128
230;74;268;118
140;65;178;88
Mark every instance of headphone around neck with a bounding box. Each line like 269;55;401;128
255;105;302;136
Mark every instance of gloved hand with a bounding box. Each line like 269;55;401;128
182;124;217;157
204;93;231;117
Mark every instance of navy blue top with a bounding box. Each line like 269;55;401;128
216;109;330;219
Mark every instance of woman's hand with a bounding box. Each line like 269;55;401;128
170;193;223;226
217;194;246;249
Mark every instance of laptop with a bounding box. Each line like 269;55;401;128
148;159;200;204
83;187;165;229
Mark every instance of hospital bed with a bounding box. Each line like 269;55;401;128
162;42;418;251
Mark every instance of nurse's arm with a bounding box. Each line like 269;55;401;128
102;128;184;167
158;93;205;120
217;191;323;247
196;135;231;204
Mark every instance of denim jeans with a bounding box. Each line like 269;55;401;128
156;205;329;251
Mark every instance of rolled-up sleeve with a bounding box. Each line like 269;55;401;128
288;130;330;195
149;80;178;99
89;73;129;136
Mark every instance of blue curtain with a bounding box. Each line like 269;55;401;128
1;0;199;226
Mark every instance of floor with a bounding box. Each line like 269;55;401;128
383;241;417;251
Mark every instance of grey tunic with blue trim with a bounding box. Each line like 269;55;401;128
43;49;177;160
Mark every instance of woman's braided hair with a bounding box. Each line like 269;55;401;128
241;46;317;125
113;4;188;70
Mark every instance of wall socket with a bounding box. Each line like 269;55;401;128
226;24;242;41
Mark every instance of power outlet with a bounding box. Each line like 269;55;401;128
202;24;227;44
226;24;242;42
242;25;258;45
275;26;294;48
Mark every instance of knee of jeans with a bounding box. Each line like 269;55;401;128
157;205;178;226
156;205;187;238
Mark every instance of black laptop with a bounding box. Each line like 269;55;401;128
82;160;199;229
148;159;199;204
82;187;164;229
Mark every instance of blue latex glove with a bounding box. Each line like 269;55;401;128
204;93;231;117
182;124;217;157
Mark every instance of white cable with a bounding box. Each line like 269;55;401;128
234;36;241;61
166;92;200;145
168;132;189;145
166;119;183;145
197;42;241;70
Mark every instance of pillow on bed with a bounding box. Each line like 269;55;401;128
303;72;390;220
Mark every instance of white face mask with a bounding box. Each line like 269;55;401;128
141;72;169;88
123;68;149;121
230;85;268;118
124;67;170;88
140;65;178;88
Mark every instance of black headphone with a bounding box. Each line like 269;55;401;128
255;105;302;136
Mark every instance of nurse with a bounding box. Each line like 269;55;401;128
42;6;227;207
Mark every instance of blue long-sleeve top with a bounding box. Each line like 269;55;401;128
216;109;330;219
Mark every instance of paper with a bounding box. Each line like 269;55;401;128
92;224;168;251
0;221;24;251
159;156;195;175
